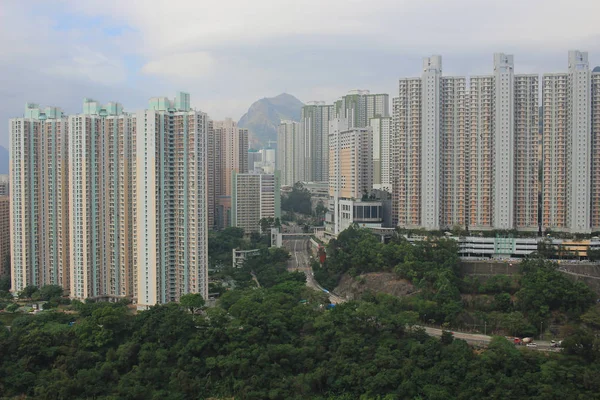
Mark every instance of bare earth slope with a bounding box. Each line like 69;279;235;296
335;272;416;300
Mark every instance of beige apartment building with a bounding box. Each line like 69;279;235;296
10;93;209;307
208;118;248;229
542;51;600;233
393;54;538;232
327;118;374;235
68;99;135;300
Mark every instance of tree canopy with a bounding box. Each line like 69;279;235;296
2;283;600;399
281;182;312;215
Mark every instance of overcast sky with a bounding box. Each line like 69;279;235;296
1;0;599;147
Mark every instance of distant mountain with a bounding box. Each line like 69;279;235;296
0;146;7;174
238;93;304;147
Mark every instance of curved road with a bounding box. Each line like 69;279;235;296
280;236;558;351
283;238;345;304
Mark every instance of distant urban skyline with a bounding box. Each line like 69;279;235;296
1;1;599;147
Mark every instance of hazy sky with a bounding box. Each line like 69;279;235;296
1;0;599;147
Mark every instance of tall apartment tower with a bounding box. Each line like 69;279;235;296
370;116;393;192
441;75;468;229
10;104;70;293
469;54;538;231
301;102;334;182
135;93;209;308
277;120;304;186
208;118;248;230
328;118;373;234
231;171;281;234
592;69;600;230
213;118;248;196
0;196;9;278
543;51;597;233
394;78;422;228
334;90;389;128
68;99;135;300
207;120;218;229
393;56;467;230
468;74;494;229
393;53;537;231
421;56;443;229
493;54;515;229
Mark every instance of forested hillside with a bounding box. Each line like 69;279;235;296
2;277;600;398
2;228;600;399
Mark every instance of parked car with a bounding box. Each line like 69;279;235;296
526;343;538;348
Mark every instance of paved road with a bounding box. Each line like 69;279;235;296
283;238;345;304
420;326;561;352
280;239;561;351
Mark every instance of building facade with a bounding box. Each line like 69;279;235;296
0;196;9;278
68;99;135;300
207;118;248;229
326;118;374;235
542;51;599;233
301;102;334;182
334;90;389;128
135;93;208;308
231;171;281;234
10;104;70;293
277;120;304;186
10;93;209;307
393;54;538;232
370;116;393;192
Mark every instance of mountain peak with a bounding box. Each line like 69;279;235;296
238;93;304;147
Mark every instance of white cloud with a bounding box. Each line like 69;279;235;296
142;52;215;79
66;0;600;54
43;46;127;85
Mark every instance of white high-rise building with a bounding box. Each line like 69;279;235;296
543;51;600;233
421;56;443;229
493;53;515;229
301;102;334;182
136;93;209;308
277;120;305;186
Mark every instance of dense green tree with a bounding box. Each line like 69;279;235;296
281;182;312;215
38;284;64;301
179;293;205;315
18;285;38;299
516;257;595;325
